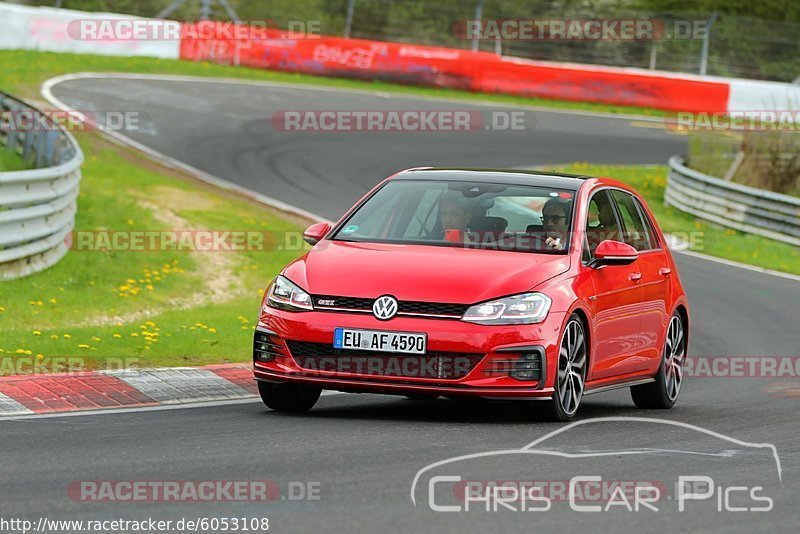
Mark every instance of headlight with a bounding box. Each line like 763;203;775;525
265;275;313;312
461;293;551;325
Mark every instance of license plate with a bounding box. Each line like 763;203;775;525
333;328;426;354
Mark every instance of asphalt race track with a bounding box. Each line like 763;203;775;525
1;76;797;533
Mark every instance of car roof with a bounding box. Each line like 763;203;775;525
392;167;590;191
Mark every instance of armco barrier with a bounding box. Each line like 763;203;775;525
666;155;800;247
0;92;83;279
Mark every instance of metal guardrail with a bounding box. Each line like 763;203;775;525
0;91;83;280
666;155;800;247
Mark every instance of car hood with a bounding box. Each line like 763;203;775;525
282;240;571;304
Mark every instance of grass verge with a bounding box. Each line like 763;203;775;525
0;132;307;374
0;148;28;171
558;163;800;275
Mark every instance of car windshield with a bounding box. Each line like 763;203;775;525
332;179;576;253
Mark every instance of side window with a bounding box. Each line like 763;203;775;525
584;190;621;260
632;197;660;249
610;190;653;251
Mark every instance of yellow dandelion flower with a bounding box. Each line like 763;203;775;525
78;344;90;349
32;331;42;336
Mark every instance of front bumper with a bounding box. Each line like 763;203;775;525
253;307;566;398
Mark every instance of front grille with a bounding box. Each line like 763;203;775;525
314;296;373;309
312;295;469;318
399;301;469;316
286;341;483;380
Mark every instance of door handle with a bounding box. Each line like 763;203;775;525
659;267;672;276
629;272;642;282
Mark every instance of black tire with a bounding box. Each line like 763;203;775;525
533;314;587;422
631;312;686;409
446;395;488;405
258;381;321;412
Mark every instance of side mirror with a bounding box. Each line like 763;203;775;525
590;240;638;267
303;222;331;245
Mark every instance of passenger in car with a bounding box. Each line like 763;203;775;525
587;199;620;253
542;198;571;250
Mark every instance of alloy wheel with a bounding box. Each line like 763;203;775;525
557;319;587;416
664;315;685;402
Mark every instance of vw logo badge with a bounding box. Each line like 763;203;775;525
373;295;398;320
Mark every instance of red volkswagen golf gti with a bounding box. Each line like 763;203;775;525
253;168;689;421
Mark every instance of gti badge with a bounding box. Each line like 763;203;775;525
373;295;399;320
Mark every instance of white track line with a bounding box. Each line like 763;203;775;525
0;391;345;421
42;71;669;123
42;73;331;225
